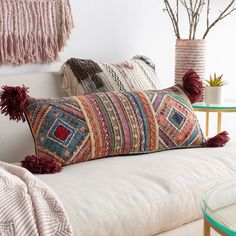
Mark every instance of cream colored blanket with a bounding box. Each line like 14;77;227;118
0;161;72;236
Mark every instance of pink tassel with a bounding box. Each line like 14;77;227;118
0;85;29;122
182;69;203;104
21;155;62;174
203;131;230;147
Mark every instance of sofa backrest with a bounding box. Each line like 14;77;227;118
0;72;66;163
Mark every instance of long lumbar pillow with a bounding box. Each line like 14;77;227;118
0;70;229;174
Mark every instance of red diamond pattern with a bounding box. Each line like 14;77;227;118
54;125;71;141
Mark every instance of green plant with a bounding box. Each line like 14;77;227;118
205;73;227;87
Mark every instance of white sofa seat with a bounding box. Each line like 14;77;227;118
38;142;236;236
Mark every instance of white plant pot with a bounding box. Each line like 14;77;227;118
205;86;224;104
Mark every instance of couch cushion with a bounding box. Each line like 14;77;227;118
37;142;236;236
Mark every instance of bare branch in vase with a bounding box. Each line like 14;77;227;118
192;0;205;39
163;0;236;39
207;0;210;29
203;0;236;39
180;0;193;39
164;0;181;39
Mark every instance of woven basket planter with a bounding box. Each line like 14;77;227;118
175;39;206;101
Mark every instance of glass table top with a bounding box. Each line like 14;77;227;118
201;180;236;235
193;100;236;110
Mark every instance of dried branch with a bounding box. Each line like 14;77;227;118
221;7;236;19
163;0;236;39
190;0;193;11
180;0;192;38
180;0;205;39
164;0;181;38
176;0;179;24
163;7;178;38
203;0;236;39
192;1;205;39
207;0;210;28
189;0;195;39
193;0;199;12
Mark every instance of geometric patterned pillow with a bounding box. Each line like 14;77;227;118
22;85;204;166
60;55;161;96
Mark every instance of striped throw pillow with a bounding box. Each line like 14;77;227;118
60;55;161;96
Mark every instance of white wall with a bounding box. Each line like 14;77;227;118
1;1;236;87
0;0;176;85
0;0;236;137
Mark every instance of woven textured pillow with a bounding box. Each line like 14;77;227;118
21;86;204;165
0;70;229;173
60;55;161;96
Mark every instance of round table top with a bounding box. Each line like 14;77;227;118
201;180;236;235
193;101;236;111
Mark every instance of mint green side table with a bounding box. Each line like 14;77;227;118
193;102;236;137
201;180;236;236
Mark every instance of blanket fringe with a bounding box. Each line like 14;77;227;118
0;0;73;65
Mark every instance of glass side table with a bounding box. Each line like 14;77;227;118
201;180;236;236
193;102;236;137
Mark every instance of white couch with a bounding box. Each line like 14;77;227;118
1;73;232;236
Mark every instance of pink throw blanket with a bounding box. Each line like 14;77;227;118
0;161;72;236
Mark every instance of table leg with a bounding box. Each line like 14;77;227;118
204;218;211;236
217;112;222;134
206;112;209;137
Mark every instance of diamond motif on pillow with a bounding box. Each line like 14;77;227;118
25;101;91;165
146;90;202;148
54;125;71;141
168;107;186;131
48;119;76;147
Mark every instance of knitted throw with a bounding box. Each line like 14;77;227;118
0;0;73;65
0;161;72;235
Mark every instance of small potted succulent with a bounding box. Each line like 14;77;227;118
205;73;227;104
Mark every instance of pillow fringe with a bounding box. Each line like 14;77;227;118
21;155;62;174
203;131;230;147
0;85;29;122
182;69;203;104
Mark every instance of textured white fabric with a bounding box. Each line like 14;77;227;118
38;142;236;236
157;219;220;236
0;161;72;236
157;220;203;236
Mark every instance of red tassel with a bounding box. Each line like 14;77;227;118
0;85;29;122
21;155;62;174
203;131;230;147
182;69;203;104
